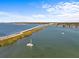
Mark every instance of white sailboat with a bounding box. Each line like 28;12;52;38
26;39;34;47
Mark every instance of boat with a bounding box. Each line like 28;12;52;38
26;39;34;47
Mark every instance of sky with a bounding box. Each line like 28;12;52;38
0;0;79;22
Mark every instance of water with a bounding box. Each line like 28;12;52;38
0;24;79;58
0;23;39;37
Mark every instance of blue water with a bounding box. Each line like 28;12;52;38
0;23;39;37
0;24;79;58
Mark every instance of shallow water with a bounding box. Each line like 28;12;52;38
0;24;79;58
0;23;39;37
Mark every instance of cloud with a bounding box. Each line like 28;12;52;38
42;4;51;9
32;14;45;18
0;11;51;22
0;2;79;22
0;11;50;22
0;12;34;22
42;2;79;22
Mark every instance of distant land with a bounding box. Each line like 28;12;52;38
11;22;79;28
0;22;79;25
1;22;78;23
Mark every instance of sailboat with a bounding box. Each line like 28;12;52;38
26;39;34;47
